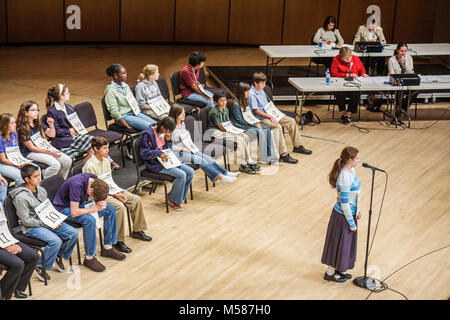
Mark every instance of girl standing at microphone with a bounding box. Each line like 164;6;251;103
321;146;361;283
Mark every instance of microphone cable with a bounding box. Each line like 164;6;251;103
365;244;450;300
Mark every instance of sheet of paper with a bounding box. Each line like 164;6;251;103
0;205;20;248
418;75;442;82
126;92;141;116
98;172;124;195
263;101;284;122
157;149;182;169
31;132;57;152
181;132;199;154
242;107;260;125
199;85;213;98
84;202;102;229
148;96;171;116
67;112;88;134
222;121;245;135
34;199;67;229
5;146;31;166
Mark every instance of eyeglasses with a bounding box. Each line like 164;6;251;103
29;109;40;112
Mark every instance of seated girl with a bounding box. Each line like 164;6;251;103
169;104;239;185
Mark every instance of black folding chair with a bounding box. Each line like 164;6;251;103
132;137;195;213
101;96;140;162
198;107;235;171
170;71;205;114
185;115;225;191
74;102;125;167
41;175;103;265
4;196;52;286
71;163;133;236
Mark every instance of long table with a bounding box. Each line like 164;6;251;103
261;43;450;83
288;75;450;129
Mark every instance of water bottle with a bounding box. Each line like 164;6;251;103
318;37;322;48
325;68;331;85
381;40;385;52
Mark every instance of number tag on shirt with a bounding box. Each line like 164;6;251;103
84;202;102;229
5;146;31;166
126;92;141;116
222;121;245;135
243;107;260;125
34;199;67;230
67;112;88;135
98;172;123;195
263;101;285;121
157;149;182;169
0;205;19;248
181;131;199;154
31;132;57;152
148;96;171;117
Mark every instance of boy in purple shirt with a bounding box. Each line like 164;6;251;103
53;173;125;272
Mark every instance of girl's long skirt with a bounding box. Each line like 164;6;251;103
321;209;358;272
60;134;93;158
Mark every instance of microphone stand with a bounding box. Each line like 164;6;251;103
353;167;381;290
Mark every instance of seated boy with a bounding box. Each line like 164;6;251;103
11;164;78;282
247;72;312;164
207;93;261;174
53;172;125;272
82;136;151;254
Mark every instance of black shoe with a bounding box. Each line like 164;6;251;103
239;164;256;174
279;154;298;164
341;115;351;124
323;272;347;283
113;241;132;254
14;290;28;299
131;231;152;242
336;271;352;279
293;145;312;155
249;163;262;171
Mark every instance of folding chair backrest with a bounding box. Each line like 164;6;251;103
130;86;136;97
170;71;182;101
41;175;66;202
40;114;49;130
156;78;171;102
198;106;212;135
4;196;20;231
71;163;84;176
263;83;273;101
198;67;206;85
74;102;97;129
101;96;114;126
133;137;145;168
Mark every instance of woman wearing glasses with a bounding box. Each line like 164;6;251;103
17;101;72;179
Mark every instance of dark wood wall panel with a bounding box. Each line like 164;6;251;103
283;0;339;45
0;0;6;43
229;0;285;45
121;0;175;42
65;0;120;42
175;0;228;43
432;0;450;43
7;0;64;43
393;0;436;43
339;0;396;44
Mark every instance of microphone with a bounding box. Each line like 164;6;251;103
345;62;354;81
362;163;386;173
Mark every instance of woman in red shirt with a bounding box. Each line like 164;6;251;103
330;47;368;124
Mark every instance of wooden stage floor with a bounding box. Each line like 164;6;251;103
0;44;449;300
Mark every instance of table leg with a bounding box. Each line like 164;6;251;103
300;91;305;130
